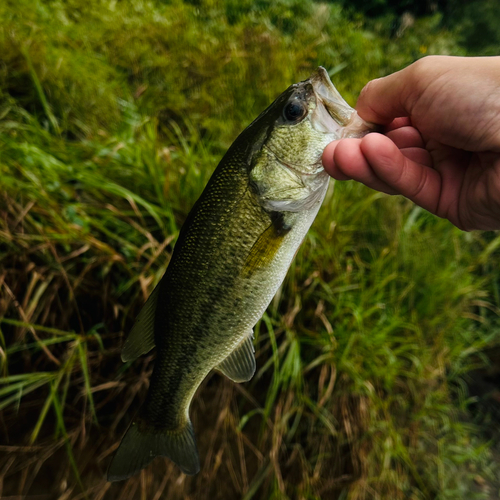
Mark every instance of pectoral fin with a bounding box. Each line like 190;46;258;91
216;333;256;383
242;213;292;279
121;285;159;362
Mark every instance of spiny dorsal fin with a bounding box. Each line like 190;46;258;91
121;285;159;362
216;333;255;383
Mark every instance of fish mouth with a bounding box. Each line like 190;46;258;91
308;67;377;138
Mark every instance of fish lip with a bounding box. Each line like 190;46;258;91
309;67;353;126
309;66;377;138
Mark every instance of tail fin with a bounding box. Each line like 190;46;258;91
107;418;200;481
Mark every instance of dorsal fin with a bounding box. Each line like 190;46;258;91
216;333;255;383
121;285;159;362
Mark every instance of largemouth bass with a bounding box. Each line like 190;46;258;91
107;67;374;481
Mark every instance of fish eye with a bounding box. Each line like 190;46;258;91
283;101;306;122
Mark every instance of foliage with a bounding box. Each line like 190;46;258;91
333;0;500;56
1;1;499;499
333;0;446;18
448;0;500;55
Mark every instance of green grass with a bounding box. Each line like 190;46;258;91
1;1;500;499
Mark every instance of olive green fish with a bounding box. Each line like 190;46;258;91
107;67;375;481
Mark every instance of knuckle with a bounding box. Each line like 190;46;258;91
411;55;438;74
455;209;473;232
411;170;428;198
357;80;370;103
358;79;377;109
403;57;440;114
408;55;446;90
407;57;426;81
382;149;406;187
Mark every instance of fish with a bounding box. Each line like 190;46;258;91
107;67;375;481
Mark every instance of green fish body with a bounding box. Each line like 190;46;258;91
107;67;374;481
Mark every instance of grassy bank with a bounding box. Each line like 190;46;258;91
1;1;500;498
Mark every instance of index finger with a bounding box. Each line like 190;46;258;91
385;117;412;131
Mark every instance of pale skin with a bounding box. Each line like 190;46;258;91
322;56;500;231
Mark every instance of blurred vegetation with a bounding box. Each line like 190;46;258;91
1;0;500;499
336;0;500;55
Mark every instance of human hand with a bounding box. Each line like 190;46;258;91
322;56;500;230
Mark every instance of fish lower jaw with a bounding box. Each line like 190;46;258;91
340;110;378;139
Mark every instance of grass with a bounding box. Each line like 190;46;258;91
1;1;500;499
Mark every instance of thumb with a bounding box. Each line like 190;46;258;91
355;62;423;124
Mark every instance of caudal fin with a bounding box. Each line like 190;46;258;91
107;418;200;481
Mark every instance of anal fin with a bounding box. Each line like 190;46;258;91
216;333;256;383
121;285;160;362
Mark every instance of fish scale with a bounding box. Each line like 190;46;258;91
107;67;375;481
